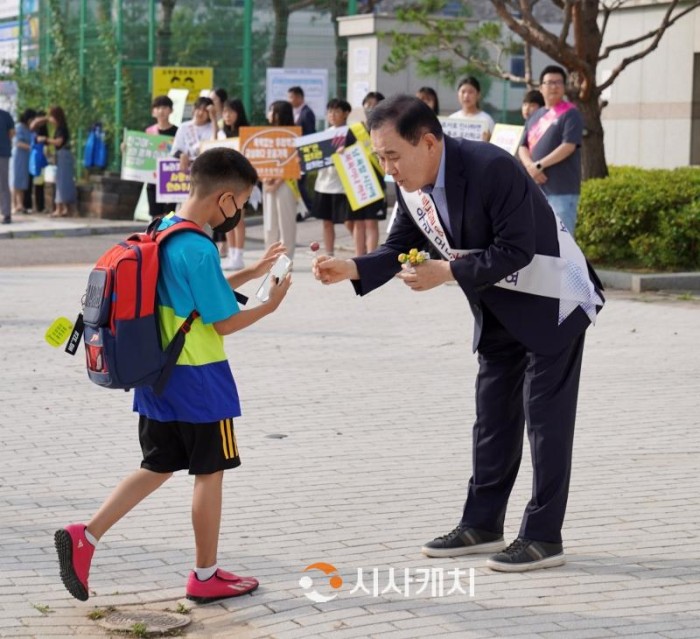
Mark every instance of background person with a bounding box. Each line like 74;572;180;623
171;97;216;173
416;86;440;115
521;89;545;121
11;108;35;215
145;95;178;218
0;105;15;224
448;76;495;142
262;101;298;259
287;85;315;219
209;87;228;125
312;98;351;256
217;98;252;271
346;96;387;255
27;110;48;214
518;65;583;235
35;106;76;218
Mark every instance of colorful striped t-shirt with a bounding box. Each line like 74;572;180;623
133;214;241;423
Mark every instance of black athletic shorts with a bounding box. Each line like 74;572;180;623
138;416;241;475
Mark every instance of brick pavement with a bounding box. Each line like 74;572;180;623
1;221;699;638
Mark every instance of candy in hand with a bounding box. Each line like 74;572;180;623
309;241;320;252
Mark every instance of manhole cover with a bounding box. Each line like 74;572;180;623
97;609;191;634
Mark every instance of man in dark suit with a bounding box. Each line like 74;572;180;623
313;95;604;572
287;86;316;136
287;86;316;218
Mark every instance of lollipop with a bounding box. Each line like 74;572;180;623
310;241;320;253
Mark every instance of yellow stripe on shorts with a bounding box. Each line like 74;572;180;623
220;420;229;459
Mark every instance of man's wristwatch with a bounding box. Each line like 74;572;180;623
535;161;543;171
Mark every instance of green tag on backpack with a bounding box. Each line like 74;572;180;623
45;317;74;347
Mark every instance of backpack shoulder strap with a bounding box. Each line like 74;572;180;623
149;217;214;246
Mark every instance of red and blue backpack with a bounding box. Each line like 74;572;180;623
70;218;209;395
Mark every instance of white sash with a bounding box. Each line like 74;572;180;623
400;188;603;325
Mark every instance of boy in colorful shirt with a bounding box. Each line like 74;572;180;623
54;147;291;604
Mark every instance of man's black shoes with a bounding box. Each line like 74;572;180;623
421;525;506;558
486;537;565;572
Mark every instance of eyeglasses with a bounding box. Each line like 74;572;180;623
541;80;564;87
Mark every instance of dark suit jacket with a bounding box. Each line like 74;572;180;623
352;135;604;356
296;104;316;136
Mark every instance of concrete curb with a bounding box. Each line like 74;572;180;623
0;223;145;240
597;269;700;292
0;214;264;240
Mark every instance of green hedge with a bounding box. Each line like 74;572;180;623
577;166;700;270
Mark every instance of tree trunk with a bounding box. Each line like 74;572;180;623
576;94;608;181
330;2;347;97
157;0;177;66
270;0;291;68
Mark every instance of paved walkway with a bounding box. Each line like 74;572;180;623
1;219;699;638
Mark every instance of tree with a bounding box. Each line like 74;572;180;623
384;0;700;179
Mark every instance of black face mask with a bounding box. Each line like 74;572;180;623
213;195;242;234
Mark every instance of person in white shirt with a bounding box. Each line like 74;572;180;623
448;77;495;142
171;97;216;172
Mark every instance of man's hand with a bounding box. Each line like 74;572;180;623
526;162;547;185
312;255;358;284
398;260;454;291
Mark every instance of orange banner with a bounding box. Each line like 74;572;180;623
239;126;302;180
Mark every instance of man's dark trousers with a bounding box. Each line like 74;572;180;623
460;307;585;544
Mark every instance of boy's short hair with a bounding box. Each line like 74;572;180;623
151;95;174;109
326;98;352;113
193;96;214;111
190;148;258;197
523;90;545;108
288;86;304;98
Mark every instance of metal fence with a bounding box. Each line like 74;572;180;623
13;0;347;171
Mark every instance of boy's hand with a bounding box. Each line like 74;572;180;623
266;273;292;309
251;242;287;278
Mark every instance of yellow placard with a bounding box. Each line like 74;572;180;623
349;122;384;175
152;67;214;105
239;126;302;180
332;143;384;211
45;317;73;348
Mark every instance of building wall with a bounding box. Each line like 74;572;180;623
600;2;700;168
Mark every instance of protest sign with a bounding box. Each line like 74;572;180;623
349;122;383;175
293;127;347;172
239;126;301;180
153;67;213;104
121;130;173;184
265;68;328;127
439;117;484;141
167;89;189;126
332;143;384;211
156;158;190;203
490;124;525;155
